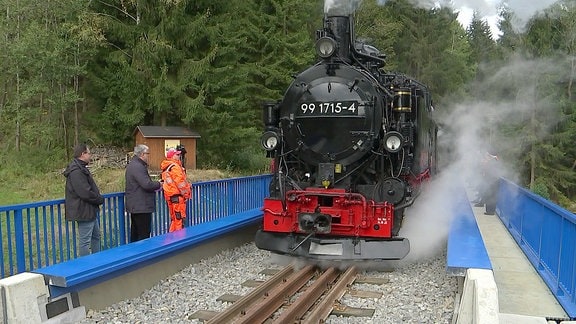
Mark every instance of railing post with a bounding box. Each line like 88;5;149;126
0;175;274;278
228;182;234;215
118;196;126;245
14;209;25;273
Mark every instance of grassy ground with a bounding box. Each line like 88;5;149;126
0;167;238;206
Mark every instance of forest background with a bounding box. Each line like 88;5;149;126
0;0;575;211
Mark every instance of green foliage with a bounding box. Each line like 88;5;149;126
0;0;101;154
496;8;524;58
531;179;551;200
0;0;575;208
355;0;402;70
466;12;498;75
0;146;68;204
82;0;321;168
381;0;474;100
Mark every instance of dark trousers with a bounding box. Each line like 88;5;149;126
484;180;499;215
130;213;152;242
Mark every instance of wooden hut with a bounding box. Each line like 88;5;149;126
133;126;201;171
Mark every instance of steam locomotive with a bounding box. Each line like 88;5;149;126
255;12;438;261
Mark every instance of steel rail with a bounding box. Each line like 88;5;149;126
205;264;295;324
234;265;316;323
302;266;358;323
273;267;340;323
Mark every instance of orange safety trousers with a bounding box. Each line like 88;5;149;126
167;196;187;232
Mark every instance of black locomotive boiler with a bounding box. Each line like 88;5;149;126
255;12;438;261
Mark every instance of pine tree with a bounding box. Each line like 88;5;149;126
466;12;498;66
191;0;320;168
0;0;98;162
385;0;474;99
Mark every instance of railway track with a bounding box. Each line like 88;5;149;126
191;264;389;323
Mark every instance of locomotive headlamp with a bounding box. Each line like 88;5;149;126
261;131;279;151
316;37;337;58
384;132;403;153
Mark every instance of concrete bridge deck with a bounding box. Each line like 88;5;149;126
471;204;567;322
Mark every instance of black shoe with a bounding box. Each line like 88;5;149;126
484;212;495;215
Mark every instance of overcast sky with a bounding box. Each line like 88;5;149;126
372;0;561;38
448;0;560;38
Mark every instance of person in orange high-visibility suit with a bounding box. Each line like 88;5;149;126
160;148;191;232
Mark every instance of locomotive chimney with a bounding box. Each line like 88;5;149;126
323;15;352;63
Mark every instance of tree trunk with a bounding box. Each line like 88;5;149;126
569;56;574;101
15;0;21;151
529;109;536;189
15;71;20;151
74;51;80;146
530;143;535;189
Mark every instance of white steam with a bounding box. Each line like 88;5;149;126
398;54;565;264
374;0;561;35
324;0;363;15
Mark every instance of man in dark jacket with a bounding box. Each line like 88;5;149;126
125;144;162;242
64;144;104;257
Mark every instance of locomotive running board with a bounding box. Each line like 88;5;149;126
255;230;410;261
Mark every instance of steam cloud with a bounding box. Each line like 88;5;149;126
399;54;565;264
374;0;560;34
452;0;559;33
451;0;559;21
324;0;363;15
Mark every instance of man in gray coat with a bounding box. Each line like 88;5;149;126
64;144;104;257
125;144;162;242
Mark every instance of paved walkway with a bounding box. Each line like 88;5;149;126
471;204;567;318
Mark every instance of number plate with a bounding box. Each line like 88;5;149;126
298;101;359;116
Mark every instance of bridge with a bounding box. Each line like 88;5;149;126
0;175;574;323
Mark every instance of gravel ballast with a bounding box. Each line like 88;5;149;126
81;243;457;324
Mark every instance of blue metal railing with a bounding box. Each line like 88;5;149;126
498;178;576;317
0;174;271;278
